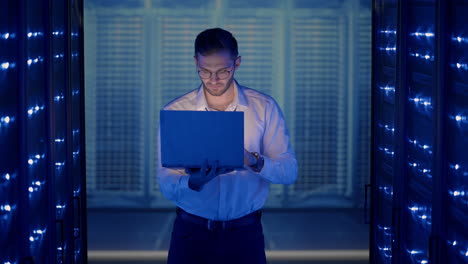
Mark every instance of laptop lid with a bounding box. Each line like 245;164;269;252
160;110;244;169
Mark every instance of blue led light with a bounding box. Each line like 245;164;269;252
378;123;395;134
54;95;65;102
52;31;64;36
55;138;65;143
0;204;12;212
26;56;44;66
28;154;45;165
379;85;395;93
379;147;395;156
409;52;434;61
3;173;11;181
379;29;397;35
1;61;16;70
379;46;396;52
1;32;14;39
452;35;468;44
407;138;433;154
451;62;468;71
54;53;64;59
410;32;435;38
29;228;46;242
449;190;465;197
409;97;432;109
27;31;43;38
27;105;45;116
1;116;15;127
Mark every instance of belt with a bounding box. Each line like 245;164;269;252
176;207;262;231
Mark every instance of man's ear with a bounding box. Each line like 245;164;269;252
235;56;242;70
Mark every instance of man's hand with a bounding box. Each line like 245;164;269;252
244;149;257;166
187;160;230;192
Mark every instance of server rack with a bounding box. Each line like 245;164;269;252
371;0;468;263
0;0;87;263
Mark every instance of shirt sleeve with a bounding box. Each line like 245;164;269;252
257;100;298;185
156;128;190;202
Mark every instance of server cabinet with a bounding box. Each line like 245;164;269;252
371;0;398;263
0;0;87;263
371;0;468;263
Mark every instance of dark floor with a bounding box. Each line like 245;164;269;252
87;208;370;263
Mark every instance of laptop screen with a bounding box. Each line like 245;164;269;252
160;110;244;169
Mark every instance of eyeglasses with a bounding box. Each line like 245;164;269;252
197;63;235;80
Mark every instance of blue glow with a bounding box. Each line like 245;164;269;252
410;32;434;38
26;56;44;66
379;85;395;93
28;154;44;165
54;95;65;101
407;138;433;154
52;31;64;36
29;228;46;243
378;123;395;134
451;62;468;70
55;138;65;142
1;62;16;70
27;31;43;38
379;46;396;52
1;32;12;39
409;52;434;61
379;185;393;198
452;36;468;44
54;53;64;59
1;116;15;127
449;190;465;197
379;147;395;156
0;204;12;211
380;29;396;35
27;105;45;116
409;97;432;108
55;162;65;166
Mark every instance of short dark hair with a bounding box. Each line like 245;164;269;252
194;28;238;59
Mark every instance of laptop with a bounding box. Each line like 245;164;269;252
160;110;244;169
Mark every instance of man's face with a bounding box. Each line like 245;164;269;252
194;51;241;97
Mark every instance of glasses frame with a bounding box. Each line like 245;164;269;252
197;61;237;80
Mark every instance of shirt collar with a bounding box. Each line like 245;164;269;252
195;79;248;111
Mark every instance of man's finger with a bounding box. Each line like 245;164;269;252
201;160;208;176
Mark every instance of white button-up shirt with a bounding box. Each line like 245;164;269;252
157;80;297;220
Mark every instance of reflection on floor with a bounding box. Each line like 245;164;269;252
87;208;369;264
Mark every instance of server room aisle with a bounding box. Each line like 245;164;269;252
87;209;369;264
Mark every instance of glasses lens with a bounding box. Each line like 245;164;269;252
218;71;229;80
198;70;210;79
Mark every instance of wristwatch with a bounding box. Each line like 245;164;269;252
250;152;264;172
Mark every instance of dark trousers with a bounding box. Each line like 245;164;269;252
167;210;267;264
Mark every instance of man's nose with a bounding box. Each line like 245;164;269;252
209;73;220;81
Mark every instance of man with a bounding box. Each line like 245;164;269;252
157;28;297;264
